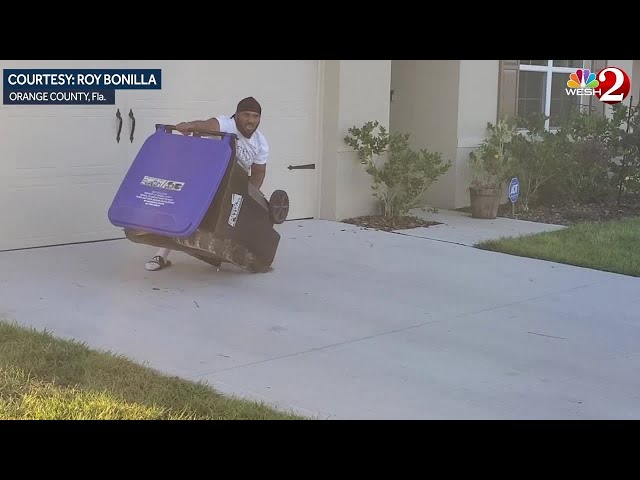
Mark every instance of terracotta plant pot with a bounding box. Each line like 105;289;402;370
469;186;501;219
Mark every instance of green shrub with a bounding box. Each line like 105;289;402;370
468;119;518;190
344;121;451;217
504;103;640;209
609;103;640;201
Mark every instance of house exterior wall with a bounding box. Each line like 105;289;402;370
454;60;500;208
317;60;392;221
599;60;635;122
390;60;460;209
633;60;640;101
598;60;634;115
608;60;634;83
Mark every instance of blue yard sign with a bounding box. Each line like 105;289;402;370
509;177;519;203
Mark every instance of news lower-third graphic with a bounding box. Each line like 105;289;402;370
2;69;161;105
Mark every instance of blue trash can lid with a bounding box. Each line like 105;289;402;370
108;125;235;237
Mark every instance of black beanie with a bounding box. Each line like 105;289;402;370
236;96;262;115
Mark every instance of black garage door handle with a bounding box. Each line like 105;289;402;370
129;109;136;143
287;164;315;170
115;109;123;143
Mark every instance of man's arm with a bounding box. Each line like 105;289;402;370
250;133;269;189
249;164;266;189
176;118;220;134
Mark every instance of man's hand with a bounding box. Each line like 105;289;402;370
175;118;221;136
175;122;192;135
250;164;266;189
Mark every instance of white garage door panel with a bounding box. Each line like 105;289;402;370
0;60;129;250
260;115;317;219
2;182;124;247
0;113;128;250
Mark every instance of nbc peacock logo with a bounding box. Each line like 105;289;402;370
565;68;601;97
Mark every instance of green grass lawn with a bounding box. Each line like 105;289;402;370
0;322;303;420
476;217;640;277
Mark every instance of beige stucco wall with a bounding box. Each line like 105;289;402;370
605;60;634;102
599;60;635;121
389;60;460;209
607;60;634;83
454;60;500;208
388;60;499;209
317;60;392;221
633;60;640;101
317;60;340;221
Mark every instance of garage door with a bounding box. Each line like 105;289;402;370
0;60;319;251
0;60;131;251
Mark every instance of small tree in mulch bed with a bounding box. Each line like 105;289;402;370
343;120;451;230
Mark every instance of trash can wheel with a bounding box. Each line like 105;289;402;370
269;189;289;224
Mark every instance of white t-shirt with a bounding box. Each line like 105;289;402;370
216;115;269;172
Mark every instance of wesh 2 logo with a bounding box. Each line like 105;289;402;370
566;66;631;104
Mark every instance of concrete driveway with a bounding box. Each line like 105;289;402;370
1;217;639;419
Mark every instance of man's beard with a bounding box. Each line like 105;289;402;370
239;125;255;137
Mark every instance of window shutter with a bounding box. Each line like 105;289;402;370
591;60;607;117
497;60;520;120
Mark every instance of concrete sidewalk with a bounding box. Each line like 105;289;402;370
406;208;566;246
0;218;638;419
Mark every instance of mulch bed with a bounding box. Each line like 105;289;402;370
341;214;440;232
459;194;640;226
343;195;640;231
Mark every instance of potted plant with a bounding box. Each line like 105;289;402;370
468;119;517;219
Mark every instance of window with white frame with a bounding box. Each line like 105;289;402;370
517;60;594;129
